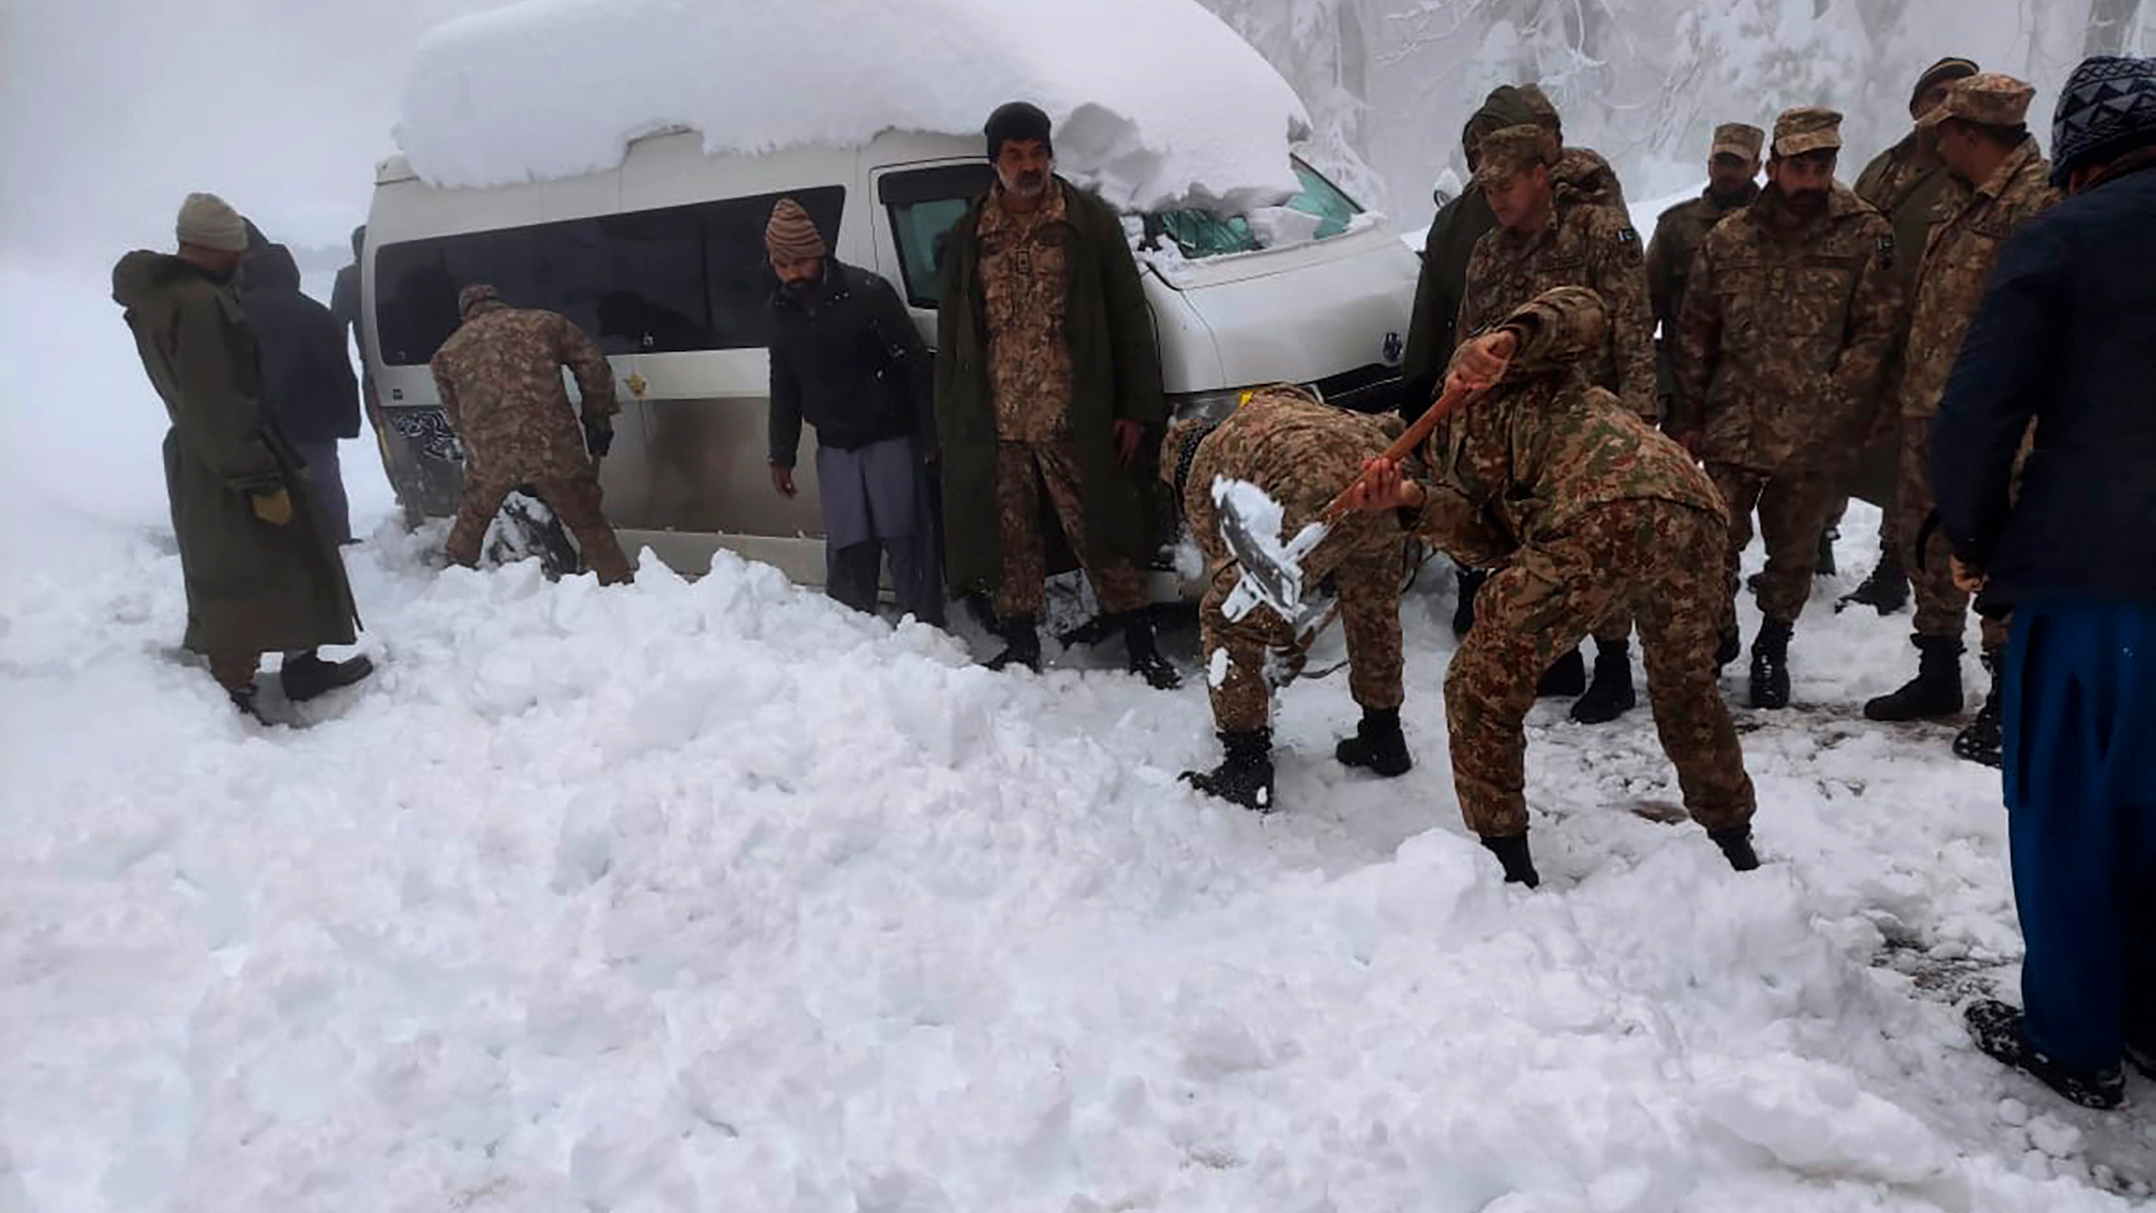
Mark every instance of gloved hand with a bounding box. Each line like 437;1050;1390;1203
251;487;293;526
584;418;614;459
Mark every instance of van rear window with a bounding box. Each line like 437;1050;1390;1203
373;186;846;365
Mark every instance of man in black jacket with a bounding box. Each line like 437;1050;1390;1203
1932;55;2156;1112
239;243;361;543
765;198;944;626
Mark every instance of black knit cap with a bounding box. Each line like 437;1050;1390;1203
985;101;1055;160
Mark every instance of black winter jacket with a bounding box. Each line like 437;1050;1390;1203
767;260;933;466
239;245;361;443
1931;151;2156;609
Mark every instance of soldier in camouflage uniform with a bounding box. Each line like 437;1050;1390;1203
1862;75;2057;765
1838;56;1982;612
1646;123;1764;412
1164;391;1410;811
431;285;635;585
1348;286;1760;887
1459;123;1660;725
1672;108;1903;710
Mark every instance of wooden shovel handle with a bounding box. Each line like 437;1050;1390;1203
1318;378;1485;525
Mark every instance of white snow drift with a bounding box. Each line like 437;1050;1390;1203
394;0;1312;214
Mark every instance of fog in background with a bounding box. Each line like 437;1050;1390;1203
1;0;2147;530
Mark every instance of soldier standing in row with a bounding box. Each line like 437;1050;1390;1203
1839;56;1983;613
1457;124;1659;724
1346;287;1760;887
1673;108;1902;710
1165;392;1411;812
1645;123;1763;415
431;285;636;585
1862;74;2057;763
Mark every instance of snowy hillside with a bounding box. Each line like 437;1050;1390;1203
3;494;2150;1209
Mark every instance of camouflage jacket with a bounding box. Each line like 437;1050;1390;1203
1415;287;1725;568
977;182;1076;443
1458;191;1659;421
1854;133;1964;298
1645;185;1758;403
1671;185;1903;472
429;299;617;485
1898;138;2059;420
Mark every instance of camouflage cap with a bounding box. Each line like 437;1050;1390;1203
1473;124;1558;185
1917;72;2036;130
1771;107;1844;157
1711;122;1766;161
457;284;501;317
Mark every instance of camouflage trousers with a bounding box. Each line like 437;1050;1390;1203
445;473;635;586
1897;414;2011;651
1446;500;1756;839
993;439;1149;620
1201;517;1404;733
1706;463;1839;628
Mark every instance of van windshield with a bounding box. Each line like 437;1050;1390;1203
1144;159;1362;259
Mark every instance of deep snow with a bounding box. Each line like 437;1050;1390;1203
2;481;2151;1210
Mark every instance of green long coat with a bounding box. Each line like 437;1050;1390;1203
113;251;360;657
933;179;1166;598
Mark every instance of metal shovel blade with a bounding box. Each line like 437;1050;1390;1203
1213;476;1326;621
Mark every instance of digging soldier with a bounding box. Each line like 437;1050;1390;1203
1457;123;1660;725
1862;74;2058;768
1672;107;1902;710
1345;286;1760;888
113;192;372;719
1645;123;1764;417
1838;56;1983;613
430;285;635;585
935;101;1179;688
1165;391;1411;812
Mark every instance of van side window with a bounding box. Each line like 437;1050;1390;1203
879;164;997;309
372;186;846;366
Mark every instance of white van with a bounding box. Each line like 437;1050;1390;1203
362;127;1420;587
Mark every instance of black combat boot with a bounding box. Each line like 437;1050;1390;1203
1120;611;1182;690
1570;638;1636;724
1748;619;1793;710
1837;548;1909;614
1863;635;1963;722
1452;567;1488;640
1715;623;1742;670
1335;706;1412;777
279;651;375;703
1182;729;1275;812
1537;648;1587;698
229;685;269;724
986;616;1042;673
1815;524;1838;577
1481;833;1541;888
1964;1000;2126;1110
1953;646;2005;768
1710;826;1761;872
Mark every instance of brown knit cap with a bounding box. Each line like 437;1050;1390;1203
1519;84;1562;135
765;198;827;263
1911;56;1981;108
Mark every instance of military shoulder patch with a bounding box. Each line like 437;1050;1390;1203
1877;232;1895;271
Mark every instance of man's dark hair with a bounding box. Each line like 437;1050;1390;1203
984;101;1054;160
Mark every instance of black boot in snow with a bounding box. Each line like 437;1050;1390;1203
1182;729;1275;812
1537;648;1587;698
229;685;269;724
986;617;1042;673
1815;524;1839;577
279;651;375;703
1710;826;1761;872
1964;1000;2126;1110
1837;550;1909;614
1864;635;1964;722
1748;619;1793;710
1481;833;1541;888
1335;707;1412;777
1570;639;1637;724
1121;612;1181;690
1452;567;1488;640
1953;647;2005;768
1715;624;1742;670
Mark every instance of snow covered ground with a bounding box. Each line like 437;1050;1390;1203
3;480;2151;1211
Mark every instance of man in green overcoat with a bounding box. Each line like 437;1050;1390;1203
934;101;1178;688
113;193;371;718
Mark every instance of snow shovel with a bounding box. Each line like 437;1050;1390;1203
1215;378;1486;623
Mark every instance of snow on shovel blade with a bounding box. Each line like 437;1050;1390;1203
1213;476;1328;622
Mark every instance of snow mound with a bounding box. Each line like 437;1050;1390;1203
394;0;1312;215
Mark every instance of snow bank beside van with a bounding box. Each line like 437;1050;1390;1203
395;0;1311;215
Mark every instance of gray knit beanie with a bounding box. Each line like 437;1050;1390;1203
176;193;249;252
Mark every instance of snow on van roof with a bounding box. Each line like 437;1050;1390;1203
394;0;1312;215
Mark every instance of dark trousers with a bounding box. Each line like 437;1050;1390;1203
2004;600;2156;1071
291;438;352;545
827;536;943;626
